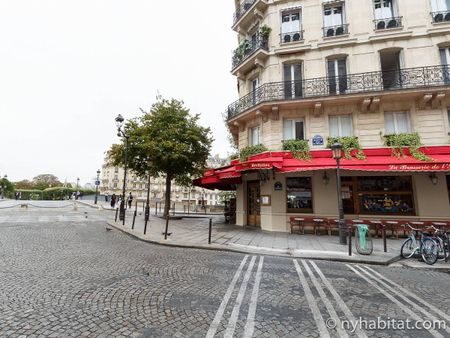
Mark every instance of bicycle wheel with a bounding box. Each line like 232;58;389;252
400;238;416;259
438;239;450;262
421;238;438;265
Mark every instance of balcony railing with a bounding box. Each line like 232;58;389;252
232;34;269;70
227;65;450;120
323;23;349;37
233;0;256;25
280;30;304;44
431;10;450;23
374;16;403;30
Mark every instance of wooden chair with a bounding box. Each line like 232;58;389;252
290;217;305;234
382;220;400;238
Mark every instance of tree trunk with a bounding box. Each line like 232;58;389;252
163;174;172;217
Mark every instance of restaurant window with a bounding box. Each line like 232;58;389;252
385;111;410;134
357;176;415;215
329;114;353;137
250;126;260;146
283;119;305;141
287;177;313;213
447;176;450;202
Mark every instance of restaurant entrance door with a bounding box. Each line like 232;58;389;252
247;181;261;227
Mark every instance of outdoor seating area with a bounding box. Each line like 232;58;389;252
289;216;450;238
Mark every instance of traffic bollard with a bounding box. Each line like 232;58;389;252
348;224;352;256
132;210;137;229
208;218;212;244
383;226;387;253
164;216;169;240
172;203;175;216
115;208;119;222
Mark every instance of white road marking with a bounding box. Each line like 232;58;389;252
309;261;368;338
357;266;450;335
363;265;450;323
293;259;330;338
224;255;257;338
347;264;444;338
301;260;349;338
243;256;264;338
205;255;249;338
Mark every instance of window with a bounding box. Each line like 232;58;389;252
287;177;313;213
114;167;119;173
374;0;396;19
250;126;260;146
327;58;347;94
281;10;302;43
283;119;305;141
440;47;450;65
357;176;415;215
323;5;346;36
329;115;353;137
431;0;450;12
113;182;118;188
251;77;259;104
385;112;410;134
284;63;303;99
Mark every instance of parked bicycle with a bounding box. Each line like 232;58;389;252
427;225;450;263
400;223;439;265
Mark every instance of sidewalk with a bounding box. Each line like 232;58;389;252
75;200;402;265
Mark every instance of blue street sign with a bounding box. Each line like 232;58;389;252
95;180;100;186
312;135;324;146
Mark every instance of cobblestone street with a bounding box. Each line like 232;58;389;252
0;204;449;337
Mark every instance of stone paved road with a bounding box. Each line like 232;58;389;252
0;205;449;337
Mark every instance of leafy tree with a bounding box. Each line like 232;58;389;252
32;174;62;190
0;177;14;198
14;180;35;190
108;97;213;217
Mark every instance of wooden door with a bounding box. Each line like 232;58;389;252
247;181;261;227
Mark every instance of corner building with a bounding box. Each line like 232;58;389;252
196;0;450;231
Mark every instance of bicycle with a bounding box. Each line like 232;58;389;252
400;223;439;265
427;225;450;263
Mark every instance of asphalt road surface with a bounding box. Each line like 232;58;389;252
0;203;449;337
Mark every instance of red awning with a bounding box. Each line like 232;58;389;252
193;146;450;189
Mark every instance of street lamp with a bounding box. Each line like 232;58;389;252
94;169;101;205
76;178;80;200
115;114;130;225
331;143;347;246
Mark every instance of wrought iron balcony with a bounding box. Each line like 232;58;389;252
232;35;269;70
323;24;349;37
280;30;304;44
431;10;450;23
374;16;403;30
227;65;450;120
233;0;256;25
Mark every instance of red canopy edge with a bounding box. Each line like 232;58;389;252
193;146;450;189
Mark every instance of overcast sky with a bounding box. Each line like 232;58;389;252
0;0;237;185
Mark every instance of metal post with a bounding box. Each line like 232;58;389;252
164;215;169;240
335;158;347;245
383;226;387;253
348;224;352;256
144;174;151;233
155;202;158;215
208;218;212;244
115;208;119;222
188;189;190;215
132;209;137;230
119;136;129;225
94;170;100;205
172;202;175;216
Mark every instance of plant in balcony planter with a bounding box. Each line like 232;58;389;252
259;25;272;40
282;139;311;161
326;136;366;160
239;144;269;162
234;39;251;60
383;133;431;161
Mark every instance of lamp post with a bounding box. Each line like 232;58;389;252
115;114;130;225
331;143;347;245
94;169;100;205
76;178;80;200
144;160;152;234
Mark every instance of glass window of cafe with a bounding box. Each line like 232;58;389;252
287;177;313;213
343;176;415;215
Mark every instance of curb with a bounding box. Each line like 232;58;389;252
106;221;400;266
391;260;450;273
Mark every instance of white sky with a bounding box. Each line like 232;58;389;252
0;0;237;185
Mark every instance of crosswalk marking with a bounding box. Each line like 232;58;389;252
301;260;348;338
347;264;444;338
309;261;368;338
224;256;257;338
243;256;264;338
293;259;330;338
205;255;249;338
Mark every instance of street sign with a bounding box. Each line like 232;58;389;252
95;180;100;186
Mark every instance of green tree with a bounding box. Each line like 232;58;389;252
14;180;34;190
108;97;213;217
0;177;14;198
32;174;62;190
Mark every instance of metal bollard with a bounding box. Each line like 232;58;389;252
132;210;137;230
115;208;119;222
348;224;352;256
383;226;387;253
164;215;169;240
172;203;175;216
155;202;158;215
208;218;212;244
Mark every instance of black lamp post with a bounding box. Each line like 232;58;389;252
144;161;152;234
115;114;130;225
76;178;80;200
94;169;100;205
331;143;347;245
